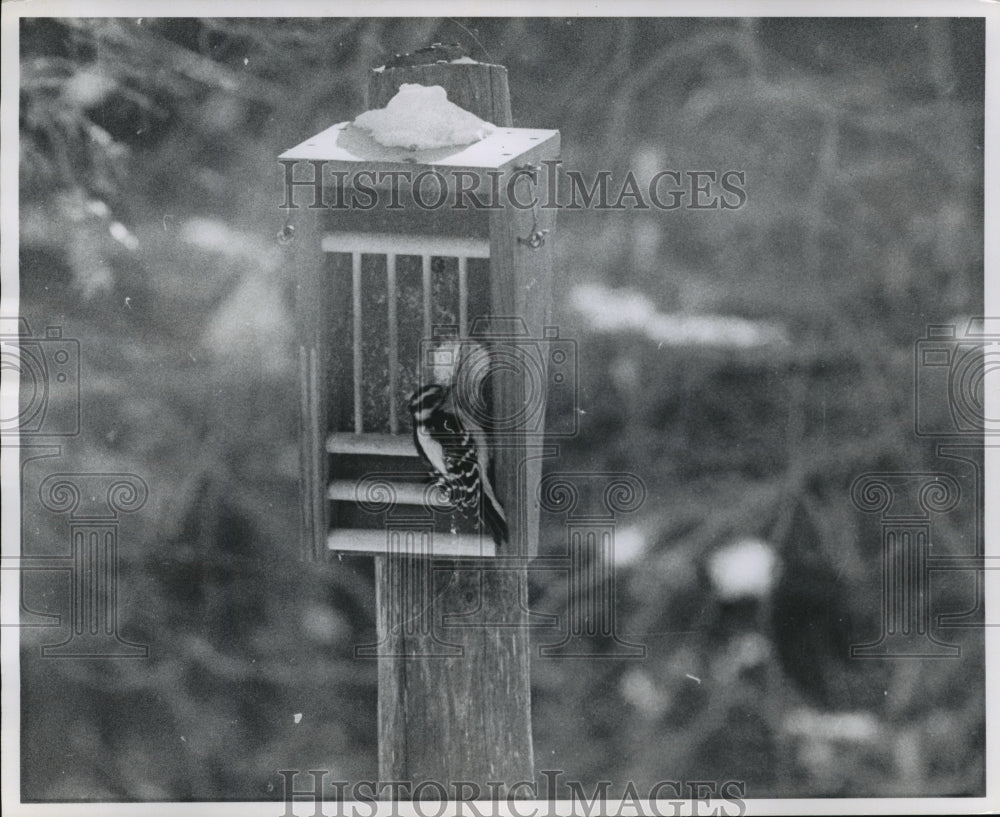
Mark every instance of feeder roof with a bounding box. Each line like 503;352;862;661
279;122;559;175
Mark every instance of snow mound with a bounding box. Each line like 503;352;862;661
707;538;779;601
569;283;789;348
353;83;496;150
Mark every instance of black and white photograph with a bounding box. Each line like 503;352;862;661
1;2;997;815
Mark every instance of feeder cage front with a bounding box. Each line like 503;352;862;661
282;106;560;562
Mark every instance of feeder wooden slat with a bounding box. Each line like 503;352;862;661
322;231;490;258
326;432;414;457
327;479;450;509
327;528;495;558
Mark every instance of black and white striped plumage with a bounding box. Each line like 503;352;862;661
407;383;508;546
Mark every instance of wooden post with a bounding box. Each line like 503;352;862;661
367;60;538;793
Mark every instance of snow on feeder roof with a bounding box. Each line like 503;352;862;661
353;84;496;150
281;77;555;174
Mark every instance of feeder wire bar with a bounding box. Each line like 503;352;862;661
387;253;399;435
352;252;363;434
458;256;468;336
422;255;433;341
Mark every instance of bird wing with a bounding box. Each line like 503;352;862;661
414;424;449;476
453;410;508;543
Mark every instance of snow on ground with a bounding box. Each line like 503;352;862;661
707;537;780;601
612;525;649;565
352;83;496;150
569;283;789;348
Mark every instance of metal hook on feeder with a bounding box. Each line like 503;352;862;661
517;227;549;249
276;207;296;245
512;164;547;249
514;163;540;183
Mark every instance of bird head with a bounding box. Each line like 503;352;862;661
408;383;449;422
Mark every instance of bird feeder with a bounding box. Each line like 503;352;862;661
282;60;560;561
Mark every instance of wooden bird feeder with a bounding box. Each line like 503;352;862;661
280;52;560;789
283;57;561;562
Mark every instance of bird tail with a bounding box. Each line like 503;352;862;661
479;476;509;547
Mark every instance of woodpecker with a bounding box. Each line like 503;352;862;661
407;382;508;546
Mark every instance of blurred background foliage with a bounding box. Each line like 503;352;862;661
17;17;984;800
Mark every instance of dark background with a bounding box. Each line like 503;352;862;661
17;17;985;800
